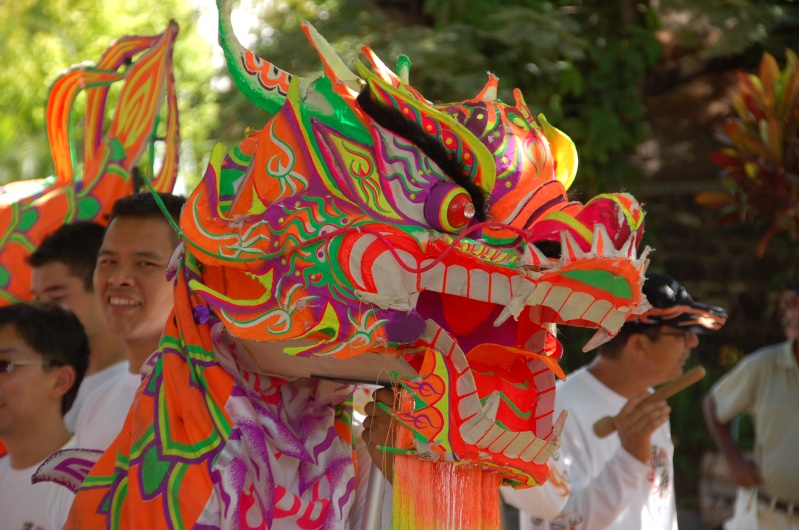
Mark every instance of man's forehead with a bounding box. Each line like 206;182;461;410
101;216;175;255
0;325;27;353
30;262;81;290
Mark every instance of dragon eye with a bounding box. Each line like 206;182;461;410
424;183;476;233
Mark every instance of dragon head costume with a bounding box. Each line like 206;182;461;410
54;4;649;529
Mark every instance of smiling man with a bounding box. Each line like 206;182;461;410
506;273;728;530
71;193;185;452
28;222;127;432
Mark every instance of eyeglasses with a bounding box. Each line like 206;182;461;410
0;360;51;374
660;330;692;341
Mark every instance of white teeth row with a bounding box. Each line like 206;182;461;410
349;226;648;340
525;282;628;330
354;225;646;309
416;262;526;305
522;224;643;268
532;357;556;434
420;321;470;375
109;297;138;306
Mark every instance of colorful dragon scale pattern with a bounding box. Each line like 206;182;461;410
62;4;649;528
0;22;179;304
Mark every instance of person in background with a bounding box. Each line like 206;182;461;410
503;272;727;529
0;303;88;530
28;221;127;432
703;283;799;529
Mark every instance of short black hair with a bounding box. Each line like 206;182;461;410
0;303;89;415
109;192;186;246
27;222;106;291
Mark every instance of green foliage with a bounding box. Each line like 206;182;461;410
554;5;662;195
0;0;218;189
660;0;799;61
699;50;799;257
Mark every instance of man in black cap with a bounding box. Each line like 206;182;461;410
507;272;727;530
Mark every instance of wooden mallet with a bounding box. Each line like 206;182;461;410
592;365;706;438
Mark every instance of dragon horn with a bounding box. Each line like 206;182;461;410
216;0;306;114
475;72;499;101
361;45;402;86
301;21;361;97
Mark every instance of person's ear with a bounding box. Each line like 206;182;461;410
50;365;77;400
627;333;649;358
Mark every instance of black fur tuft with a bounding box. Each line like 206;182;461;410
356;85;488;222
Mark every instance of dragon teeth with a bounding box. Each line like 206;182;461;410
489;273;512;305
620;236;635;259
444;264;468;297
559;231;582;264
583;328;613;352
521;243;552;267
556;292;594;321
591;224;613;256
460;391;501;444
468;269;491;302
493;279;537;327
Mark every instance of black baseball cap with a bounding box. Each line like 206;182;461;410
626;273;727;333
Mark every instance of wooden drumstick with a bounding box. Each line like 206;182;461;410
592;365;706;438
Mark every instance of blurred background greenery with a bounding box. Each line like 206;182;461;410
2;0;798;526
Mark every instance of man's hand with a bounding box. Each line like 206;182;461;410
727;453;764;488
361;388;397;483
614;391;670;463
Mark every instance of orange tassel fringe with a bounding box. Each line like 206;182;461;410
391;391;501;529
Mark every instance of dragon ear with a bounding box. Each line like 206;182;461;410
397;55;411;85
217;0;308;114
474;73;499;102
538;113;578;191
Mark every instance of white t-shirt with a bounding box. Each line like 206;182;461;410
351;408;395;530
45;370;141;530
0;438;76;530
511;367;677;530
501;448;570;523
64;361;128;432
73;369;142;451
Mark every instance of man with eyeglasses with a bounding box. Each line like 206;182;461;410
0;303;89;530
505;272;727;529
